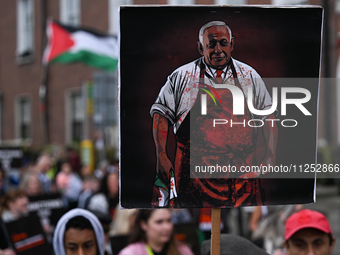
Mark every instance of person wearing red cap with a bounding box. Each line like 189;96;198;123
282;209;335;255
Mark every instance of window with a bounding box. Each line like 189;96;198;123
168;0;194;4
16;0;34;63
15;96;31;140
92;72;118;149
65;90;84;144
109;0;133;35
60;0;80;26
337;0;340;14
214;0;245;4
93;72;118;128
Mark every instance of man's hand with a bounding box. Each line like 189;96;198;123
157;151;174;187
153;114;172;188
0;249;17;255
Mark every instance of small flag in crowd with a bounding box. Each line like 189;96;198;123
42;20;118;71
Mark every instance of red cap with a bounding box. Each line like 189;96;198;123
285;209;332;240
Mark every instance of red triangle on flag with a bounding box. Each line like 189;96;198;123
47;22;75;62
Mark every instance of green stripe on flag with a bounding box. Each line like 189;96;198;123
52;51;118;71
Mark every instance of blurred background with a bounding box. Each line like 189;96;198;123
0;0;338;171
0;0;339;177
0;1;339;254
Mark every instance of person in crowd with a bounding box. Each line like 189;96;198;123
273;209;335;255
56;161;83;209
109;208;137;255
0;247;16;255
94;160;110;180
87;169;119;219
19;171;44;197
250;205;302;253
0;190;28;255
81;165;92;178
201;233;269;255
35;154;53;193
118;209;194;255
0;242;16;255
65;146;81;175
53;208;105;255
0;169;5;197
78;174;101;209
0;189;17;255
103;170;119;218
0;190;29;223
89;209;114;255
86;166;122;253
110;208;137;237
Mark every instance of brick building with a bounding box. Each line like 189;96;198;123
0;0;338;154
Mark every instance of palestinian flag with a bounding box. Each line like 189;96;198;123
43;20;118;71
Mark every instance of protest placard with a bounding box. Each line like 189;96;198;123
3;213;52;254
120;5;323;208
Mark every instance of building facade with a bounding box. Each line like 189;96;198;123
0;0;338;153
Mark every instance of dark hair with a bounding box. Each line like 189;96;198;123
99;173;110;195
328;233;334;246
0;168;4;179
0;168;4;194
286;232;334;247
129;209;181;255
65;216;94;231
0;189;26;214
99;171;118;197
83;174;98;182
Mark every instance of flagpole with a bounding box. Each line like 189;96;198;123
82;81;89;140
40;7;49;145
40;65;49;145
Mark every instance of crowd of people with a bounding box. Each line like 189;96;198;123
0;149;121;255
0;149;337;255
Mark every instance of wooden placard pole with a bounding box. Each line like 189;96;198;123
210;208;221;255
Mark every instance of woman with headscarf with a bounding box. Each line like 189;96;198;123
53;208;105;255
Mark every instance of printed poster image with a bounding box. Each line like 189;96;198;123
3;213;52;254
120;6;323;208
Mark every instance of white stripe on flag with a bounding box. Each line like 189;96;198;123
70;31;118;59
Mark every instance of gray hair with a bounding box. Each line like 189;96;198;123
199;21;232;44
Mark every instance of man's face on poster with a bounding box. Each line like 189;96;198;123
199;25;234;70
